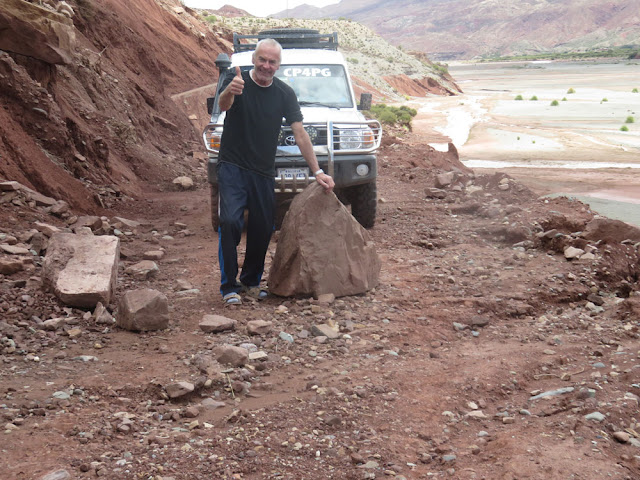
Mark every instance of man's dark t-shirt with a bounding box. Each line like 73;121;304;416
218;69;303;178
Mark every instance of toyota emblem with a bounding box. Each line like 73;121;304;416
285;135;297;146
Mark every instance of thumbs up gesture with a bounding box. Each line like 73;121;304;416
227;66;244;96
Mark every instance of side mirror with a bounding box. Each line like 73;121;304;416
358;93;372;111
207;97;215;115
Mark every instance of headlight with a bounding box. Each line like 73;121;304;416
339;128;364;150
305;126;318;144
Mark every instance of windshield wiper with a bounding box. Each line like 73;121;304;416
299;101;340;109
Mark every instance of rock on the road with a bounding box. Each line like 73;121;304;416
42;233;119;308
117;288;169;331
269;183;380;298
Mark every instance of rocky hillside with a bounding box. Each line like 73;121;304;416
0;0;229;211
275;0;640;60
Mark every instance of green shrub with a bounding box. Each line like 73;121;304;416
601;98;608;102
550;100;559;106
377;110;397;124
562;97;567;101
204;15;217;23
530;95;538;101
626;116;635;123
567;88;575;94
514;94;523;100
633;88;639;93
620;125;629;131
369;104;417;128
399;105;417;117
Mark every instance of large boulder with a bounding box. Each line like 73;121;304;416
268;183;380;297
42;233;119;308
0;0;75;65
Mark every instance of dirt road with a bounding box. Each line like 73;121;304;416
2;128;640;480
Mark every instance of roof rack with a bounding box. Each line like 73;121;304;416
233;30;339;53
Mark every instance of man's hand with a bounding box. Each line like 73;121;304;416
227;66;244;96
219;67;244;111
316;172;335;192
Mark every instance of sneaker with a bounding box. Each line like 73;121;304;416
242;285;268;300
223;292;242;305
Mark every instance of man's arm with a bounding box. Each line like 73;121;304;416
219;67;244;112
291;121;335;192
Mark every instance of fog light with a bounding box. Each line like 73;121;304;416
356;164;369;176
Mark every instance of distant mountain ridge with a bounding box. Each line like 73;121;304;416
273;0;640;60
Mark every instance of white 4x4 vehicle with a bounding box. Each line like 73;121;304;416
203;29;382;229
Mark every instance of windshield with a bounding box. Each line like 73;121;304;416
276;65;353;108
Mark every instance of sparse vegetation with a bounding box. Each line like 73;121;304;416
633;88;639;93
620;125;629;131
432;62;450;75
204;15;217;24
514;94;523;100
625;116;635;123
481;45;640;62
530;95;538;101
550;100;559;106
562;97;568;101
369;104;417;128
567;88;575;94
601;98;608;103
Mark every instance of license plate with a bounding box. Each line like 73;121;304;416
278;167;309;180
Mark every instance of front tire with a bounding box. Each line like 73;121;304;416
348;182;377;229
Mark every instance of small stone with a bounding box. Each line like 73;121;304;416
279;332;294;343
247;320;273;335
249;351;268;361
564;246;584;260
201;398;226;410
143;250;165;260
215;345;249;367
173;176;194;190
125;260;159;279
310;323;340;339
613;432;630;443
40;470;71;480
199;315;236;333
165;381;195;399
465;410;487;419
317;293;335;305
584;412;606;422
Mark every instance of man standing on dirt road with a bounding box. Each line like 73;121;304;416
216;38;335;305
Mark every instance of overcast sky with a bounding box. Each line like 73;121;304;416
183;0;339;18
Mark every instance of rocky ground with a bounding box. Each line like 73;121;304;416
2;1;640;479
2;129;640;480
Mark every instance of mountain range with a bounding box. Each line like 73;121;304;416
273;0;640;60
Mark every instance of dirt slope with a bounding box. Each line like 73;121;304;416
0;0;226;211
